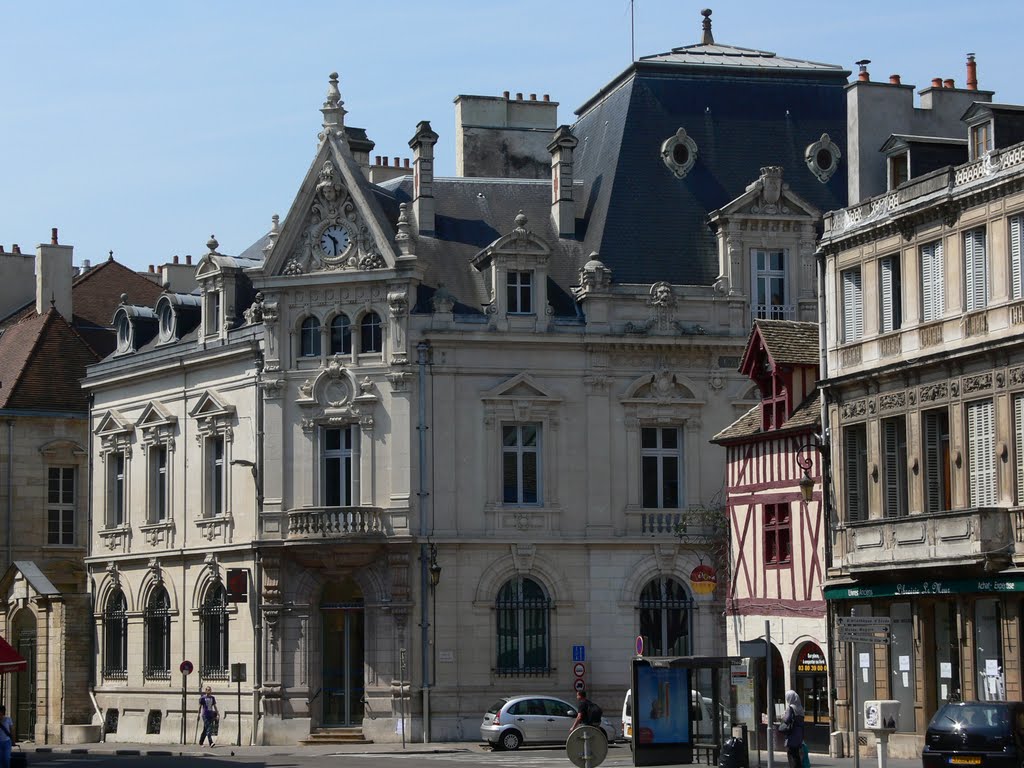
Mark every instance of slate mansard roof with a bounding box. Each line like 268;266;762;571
570;40;849;288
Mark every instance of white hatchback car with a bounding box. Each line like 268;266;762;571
480;695;615;750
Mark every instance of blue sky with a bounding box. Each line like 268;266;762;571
2;0;1020;273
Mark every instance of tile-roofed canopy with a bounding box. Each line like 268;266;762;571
712;389;820;444
0;308;99;411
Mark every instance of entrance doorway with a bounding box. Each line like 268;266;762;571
794;642;829;751
320;579;365;727
13;612;36;741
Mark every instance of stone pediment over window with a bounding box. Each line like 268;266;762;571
38;438;87;460
189;391;236;442
471;212;551;270
136;401;178;447
622;370;700;403
296;354;379;431
481;372;561;425
95;410;134;455
712;166;820;220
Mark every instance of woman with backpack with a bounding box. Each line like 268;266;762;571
779;690;805;768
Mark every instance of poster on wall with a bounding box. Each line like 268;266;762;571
635;664;692;744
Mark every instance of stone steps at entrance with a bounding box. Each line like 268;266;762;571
300;727;373;745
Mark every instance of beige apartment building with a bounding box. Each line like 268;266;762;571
820;96;1024;756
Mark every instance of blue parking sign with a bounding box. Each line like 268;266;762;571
572;645;586;662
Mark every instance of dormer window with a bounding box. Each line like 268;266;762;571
157;302;175;344
204;291;221;336
752;249;790;320
971;121;993;160
888;153;909;190
507;271;534;314
116;315;133;354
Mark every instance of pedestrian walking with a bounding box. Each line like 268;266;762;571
198;686;219;747
0;704;14;768
778;690;805;768
571;689;604;734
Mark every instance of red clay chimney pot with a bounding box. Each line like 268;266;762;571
12;244;20;254
51;227;58;245
186;255;192;265
404;158;410;168
944;78;955;89
889;74;901;85
173;255;180;264
149;264;155;272
966;53;978;91
516;92;523;100
932;77;943;88
503;90;509;99
529;93;536;101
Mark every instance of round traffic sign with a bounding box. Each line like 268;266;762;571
574;678;586;692
566;725;608;768
573;662;586;678
180;660;194;675
635;635;645;656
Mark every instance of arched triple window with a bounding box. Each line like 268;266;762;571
330;314;352;355
201;583;229;679
300;316;322;358
359;312;382;354
144;586;171;678
103;588;128;679
638;576;693;656
495;576;550;676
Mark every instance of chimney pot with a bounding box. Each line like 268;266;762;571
173;255;180;264
12;244;20;254
932;77;943;88
889;74;901;85
855;59;871;82
394;156;400;167
543;94;550;102
51;227;58;245
0;245;5;253
516;92;523;100
404;158;410;168
529;93;537;101
503;90;509;99
186;254;192;265
149;264;155;272
966;52;978;91
944;78;955;89
375;155;381;165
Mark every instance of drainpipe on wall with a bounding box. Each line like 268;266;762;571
253;350;264;745
416;341;431;743
816;247;840;745
6;420;13;571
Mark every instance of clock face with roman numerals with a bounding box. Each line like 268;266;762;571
319;224;351;257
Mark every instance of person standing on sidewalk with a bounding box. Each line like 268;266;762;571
779;690;805;768
198;686;219;747
0;704;14;768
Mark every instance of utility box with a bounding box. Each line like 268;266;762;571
864;700;900;732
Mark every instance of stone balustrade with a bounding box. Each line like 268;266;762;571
286;506;386;539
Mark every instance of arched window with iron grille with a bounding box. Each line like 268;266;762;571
144;586;171;678
638;576;693;656
495;576;550;676
103;588;128;679
201;583;229;679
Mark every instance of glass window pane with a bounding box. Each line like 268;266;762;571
522;454;538;503
662;457;679;507
641;428;657;448
503;453;519;503
326;429;341;451
325;457;341;507
521;425;537;447
502;426;518;447
662;428;678;449
642;456;659;507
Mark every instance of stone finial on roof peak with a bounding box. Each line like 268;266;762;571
701;8;714;45
320;71;346;133
207;235;219;255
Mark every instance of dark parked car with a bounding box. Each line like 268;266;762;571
923;702;1024;768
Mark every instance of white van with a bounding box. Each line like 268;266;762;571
621;687;728;744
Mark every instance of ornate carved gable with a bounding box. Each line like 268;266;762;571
716;166;819;219
471;212;551;270
622;370;698;402
263;135;400;278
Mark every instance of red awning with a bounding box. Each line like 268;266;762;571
0;634;26;673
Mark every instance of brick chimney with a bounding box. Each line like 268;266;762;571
36;228;73;320
409;120;439;235
966;53;978;91
548;125;579;238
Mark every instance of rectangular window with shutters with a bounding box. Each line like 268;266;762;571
844;424;869;522
842;266;864;343
971;122;993;160
1015;394;1024;505
923;409;952;513
881;417;908;518
963;228;988;311
1011;216;1023;301
879;255;902;333
763;502;791;566
967;399;997;507
921;240;945;323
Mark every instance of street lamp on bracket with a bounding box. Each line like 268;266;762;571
794;442;820;503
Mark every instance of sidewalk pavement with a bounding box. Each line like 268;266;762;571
17;739;925;767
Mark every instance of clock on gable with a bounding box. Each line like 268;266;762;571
319;224;351;258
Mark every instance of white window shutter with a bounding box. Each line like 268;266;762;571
934;240;945;318
922;241;945;322
843;268;863;342
964;229;987;311
967;399;996;507
880;257;894;333
1011;217;1023;301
